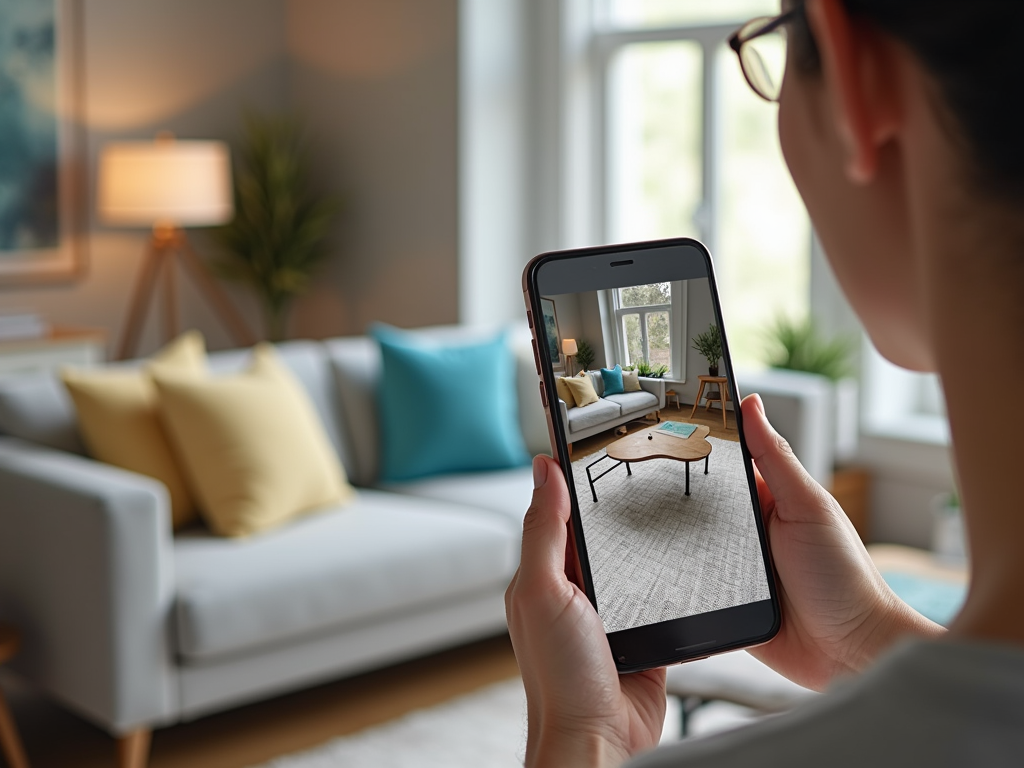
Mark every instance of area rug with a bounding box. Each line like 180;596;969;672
251;678;682;768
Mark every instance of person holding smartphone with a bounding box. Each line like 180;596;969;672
506;0;1024;766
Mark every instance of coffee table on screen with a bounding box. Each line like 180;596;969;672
585;423;712;502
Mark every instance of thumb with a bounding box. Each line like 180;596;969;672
518;455;573;584
741;393;829;519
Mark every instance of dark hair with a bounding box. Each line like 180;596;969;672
793;1;1024;203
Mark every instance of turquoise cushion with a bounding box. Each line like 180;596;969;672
371;325;530;482
601;364;624;396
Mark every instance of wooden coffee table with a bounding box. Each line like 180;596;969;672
585;423;712;502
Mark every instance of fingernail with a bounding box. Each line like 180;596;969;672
532;455;548;489
751;393;765;414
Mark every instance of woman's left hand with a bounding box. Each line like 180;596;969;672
505;455;667;768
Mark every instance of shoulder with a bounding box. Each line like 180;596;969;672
628;639;1024;768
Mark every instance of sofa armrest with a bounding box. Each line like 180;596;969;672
638;377;667;409
0;437;177;734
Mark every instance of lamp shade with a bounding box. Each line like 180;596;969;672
562;338;578;356
98;139;233;227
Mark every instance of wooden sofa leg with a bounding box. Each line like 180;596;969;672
118;729;151;768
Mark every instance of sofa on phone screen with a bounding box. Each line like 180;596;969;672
556;368;667;444
0;324;545;758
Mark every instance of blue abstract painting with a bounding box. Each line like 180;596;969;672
0;0;59;253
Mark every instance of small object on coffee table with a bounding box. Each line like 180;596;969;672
0;624;30;768
648;434;653;440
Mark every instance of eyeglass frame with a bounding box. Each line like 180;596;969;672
728;3;807;103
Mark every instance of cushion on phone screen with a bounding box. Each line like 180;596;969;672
61;330;207;529
152;344;354;537
564;374;599;408
555;377;577;409
621;369;642;392
371;324;530;482
600;365;624;396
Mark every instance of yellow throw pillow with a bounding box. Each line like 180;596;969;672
61;331;206;529
564;374;599;408
621;369;642;392
555;377;576;409
152;344;355;538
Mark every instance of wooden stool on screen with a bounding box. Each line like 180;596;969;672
665;389;681;409
690;375;730;429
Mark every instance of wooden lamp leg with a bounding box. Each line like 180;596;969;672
177;234;257;347
0;690;29;768
118;729;151;768
118;236;165;360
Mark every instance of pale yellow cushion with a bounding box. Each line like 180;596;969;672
621;369;642;392
555;377;576;409
564;374;599;408
61;331;206;529
153;344;355;537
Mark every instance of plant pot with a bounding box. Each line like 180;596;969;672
708;365;719;377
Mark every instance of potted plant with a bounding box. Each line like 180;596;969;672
213;111;341;341
575;339;596;372
691;324;723;376
635;359;669;378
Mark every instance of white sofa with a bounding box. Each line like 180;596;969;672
0;325;545;754
558;370;667;444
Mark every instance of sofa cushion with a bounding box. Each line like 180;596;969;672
206;340;355;482
566;398;620;433
0;371;84;454
154;345;354;538
604;390;659;415
600;365;624;396
622;369;642;392
564;375;599;408
173;489;518;661
61;331;206;529
372;325;529;482
379;465;534;531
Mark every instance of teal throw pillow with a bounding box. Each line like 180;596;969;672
601;364;624;396
371;325;530;482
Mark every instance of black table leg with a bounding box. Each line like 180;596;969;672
704;455;709;474
626;461;632;476
685;461;690;496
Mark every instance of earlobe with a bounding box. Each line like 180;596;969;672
805;0;900;185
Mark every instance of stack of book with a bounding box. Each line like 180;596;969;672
0;312;49;341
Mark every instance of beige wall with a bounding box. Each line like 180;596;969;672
285;0;459;338
0;0;459;358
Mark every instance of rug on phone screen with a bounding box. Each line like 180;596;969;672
248;678;682;768
570;435;771;634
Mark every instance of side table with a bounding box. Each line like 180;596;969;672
0;625;29;768
689;375;731;429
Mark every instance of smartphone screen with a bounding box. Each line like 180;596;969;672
526;239;778;670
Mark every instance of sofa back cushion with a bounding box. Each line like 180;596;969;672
0;372;84;454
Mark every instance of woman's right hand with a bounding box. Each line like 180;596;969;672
740;394;944;691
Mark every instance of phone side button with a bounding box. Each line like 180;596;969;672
527;309;534;328
539;381;548;408
531;339;541;375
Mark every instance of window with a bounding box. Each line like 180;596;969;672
615;282;672;369
593;0;812;369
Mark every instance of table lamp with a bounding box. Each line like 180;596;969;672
98;135;256;359
562;338;578;376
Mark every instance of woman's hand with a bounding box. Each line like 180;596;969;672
741;393;944;690
506;456;667;768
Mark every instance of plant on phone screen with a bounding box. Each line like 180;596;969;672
635;359;669;378
691;324;723;370
575;339;596;371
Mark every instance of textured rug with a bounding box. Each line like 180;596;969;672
571;436;771;633
250;678;682;768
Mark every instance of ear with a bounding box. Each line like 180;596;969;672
804;0;902;183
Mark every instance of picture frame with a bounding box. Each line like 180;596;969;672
0;0;86;285
540;297;564;374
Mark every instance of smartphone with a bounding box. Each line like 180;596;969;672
523;237;780;672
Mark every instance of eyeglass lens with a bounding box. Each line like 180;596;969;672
739;18;788;101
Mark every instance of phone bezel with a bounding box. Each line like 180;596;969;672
523;237;781;672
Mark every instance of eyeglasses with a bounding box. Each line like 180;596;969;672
729;4;805;103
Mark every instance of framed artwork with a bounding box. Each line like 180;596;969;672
540;297;564;374
0;0;85;285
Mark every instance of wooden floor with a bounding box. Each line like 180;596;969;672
571;400;739;462
0;635;520;768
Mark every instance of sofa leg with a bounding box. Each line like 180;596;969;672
118;729;151;768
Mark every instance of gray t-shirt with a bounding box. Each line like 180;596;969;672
629;639;1024;767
